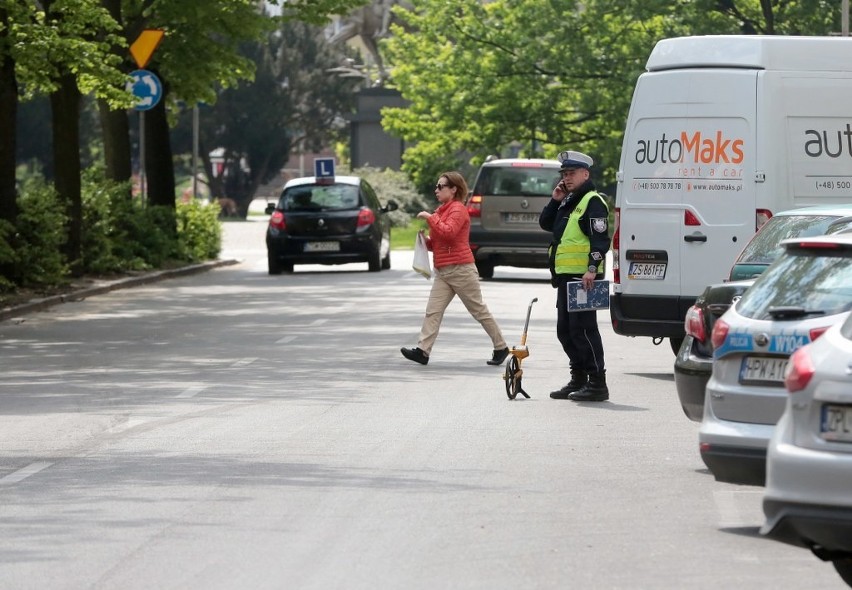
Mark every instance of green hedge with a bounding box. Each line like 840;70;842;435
0;171;222;293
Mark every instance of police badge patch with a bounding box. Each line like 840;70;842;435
591;218;608;234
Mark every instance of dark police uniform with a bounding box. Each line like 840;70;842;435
539;177;610;400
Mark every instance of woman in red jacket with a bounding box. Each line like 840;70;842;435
401;171;509;366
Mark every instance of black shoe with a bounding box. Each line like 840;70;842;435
549;371;588;399
401;347;429;365
487;347;510;366
568;372;609;402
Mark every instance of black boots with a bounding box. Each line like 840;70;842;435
568;371;609;402
400;347;429;365
549;370;588;399
487;347;510;366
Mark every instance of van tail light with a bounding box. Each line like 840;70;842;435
612;208;620;284
785;345;814;393
269;210;286;231
356;207;375;228
684;305;706;343
467;195;482;218
756;209;772;230
684;210;701;226
710;318;729;350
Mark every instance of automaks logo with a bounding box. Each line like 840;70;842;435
633;131;745;165
804;124;852;158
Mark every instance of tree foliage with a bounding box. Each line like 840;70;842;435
1;0;370;289
382;0;843;190
172;19;362;214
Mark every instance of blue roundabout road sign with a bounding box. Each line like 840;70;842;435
128;69;163;111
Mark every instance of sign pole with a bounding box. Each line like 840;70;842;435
129;29;164;206
140;111;146;205
192;104;199;199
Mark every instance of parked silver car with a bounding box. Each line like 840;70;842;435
698;234;852;486
761;315;852;587
675;204;852;422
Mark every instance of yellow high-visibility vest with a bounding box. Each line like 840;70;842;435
553;191;608;275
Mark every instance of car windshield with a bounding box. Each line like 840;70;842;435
473;166;560;197
280;184;360;211
736;249;852;320
736;214;840;265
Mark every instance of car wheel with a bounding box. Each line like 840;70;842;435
669;336;685;355
476;260;494;279
268;252;282;275
833;558;852;586
381;250;391;270
368;248;382;272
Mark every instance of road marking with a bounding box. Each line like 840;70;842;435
309;319;327;327
108;417;152;433
230;358;257;368
177;385;207;398
276;335;298;344
0;461;53;484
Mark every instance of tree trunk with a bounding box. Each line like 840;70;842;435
50;73;83;274
98;100;133;191
97;0;133;194
0;11;18;225
144;71;176;234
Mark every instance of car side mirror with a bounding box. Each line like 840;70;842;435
264;203;276;215
383;199;399;213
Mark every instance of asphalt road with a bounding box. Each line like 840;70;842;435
0;219;843;589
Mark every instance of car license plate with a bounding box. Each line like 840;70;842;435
304;241;340;252
739;356;788;385
821;404;852;442
504;212;539;224
627;262;666;280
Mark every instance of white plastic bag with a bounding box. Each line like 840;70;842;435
412;231;432;279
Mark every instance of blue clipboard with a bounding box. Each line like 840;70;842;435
566;280;610;312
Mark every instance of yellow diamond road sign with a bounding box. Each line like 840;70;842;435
130;29;164;69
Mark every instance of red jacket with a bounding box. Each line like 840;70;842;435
425;199;475;268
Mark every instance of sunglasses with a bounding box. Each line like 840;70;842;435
435;183;452;190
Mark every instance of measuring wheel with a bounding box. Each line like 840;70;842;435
501;297;537;400
503;354;529;400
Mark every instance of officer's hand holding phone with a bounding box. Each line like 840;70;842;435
552;179;568;202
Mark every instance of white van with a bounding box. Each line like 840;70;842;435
610;35;852;353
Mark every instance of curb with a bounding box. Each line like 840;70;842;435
1;259;240;323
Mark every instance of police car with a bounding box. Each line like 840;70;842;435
698;234;852;486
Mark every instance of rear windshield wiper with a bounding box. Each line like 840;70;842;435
767;306;826;319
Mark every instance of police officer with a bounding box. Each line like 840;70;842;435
539;151;610;401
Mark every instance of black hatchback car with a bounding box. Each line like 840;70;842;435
265;175;398;274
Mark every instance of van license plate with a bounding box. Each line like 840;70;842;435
739;356;788;384
504;213;539;224
821;404;852;442
304;241;340;252
627;262;666;280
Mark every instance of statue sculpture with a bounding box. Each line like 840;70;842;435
329;0;411;86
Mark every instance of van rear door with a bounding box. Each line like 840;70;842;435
616;69;757;330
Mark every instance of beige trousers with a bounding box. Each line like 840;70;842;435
417;263;507;355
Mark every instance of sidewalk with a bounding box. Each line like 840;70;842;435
0;259;238;323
